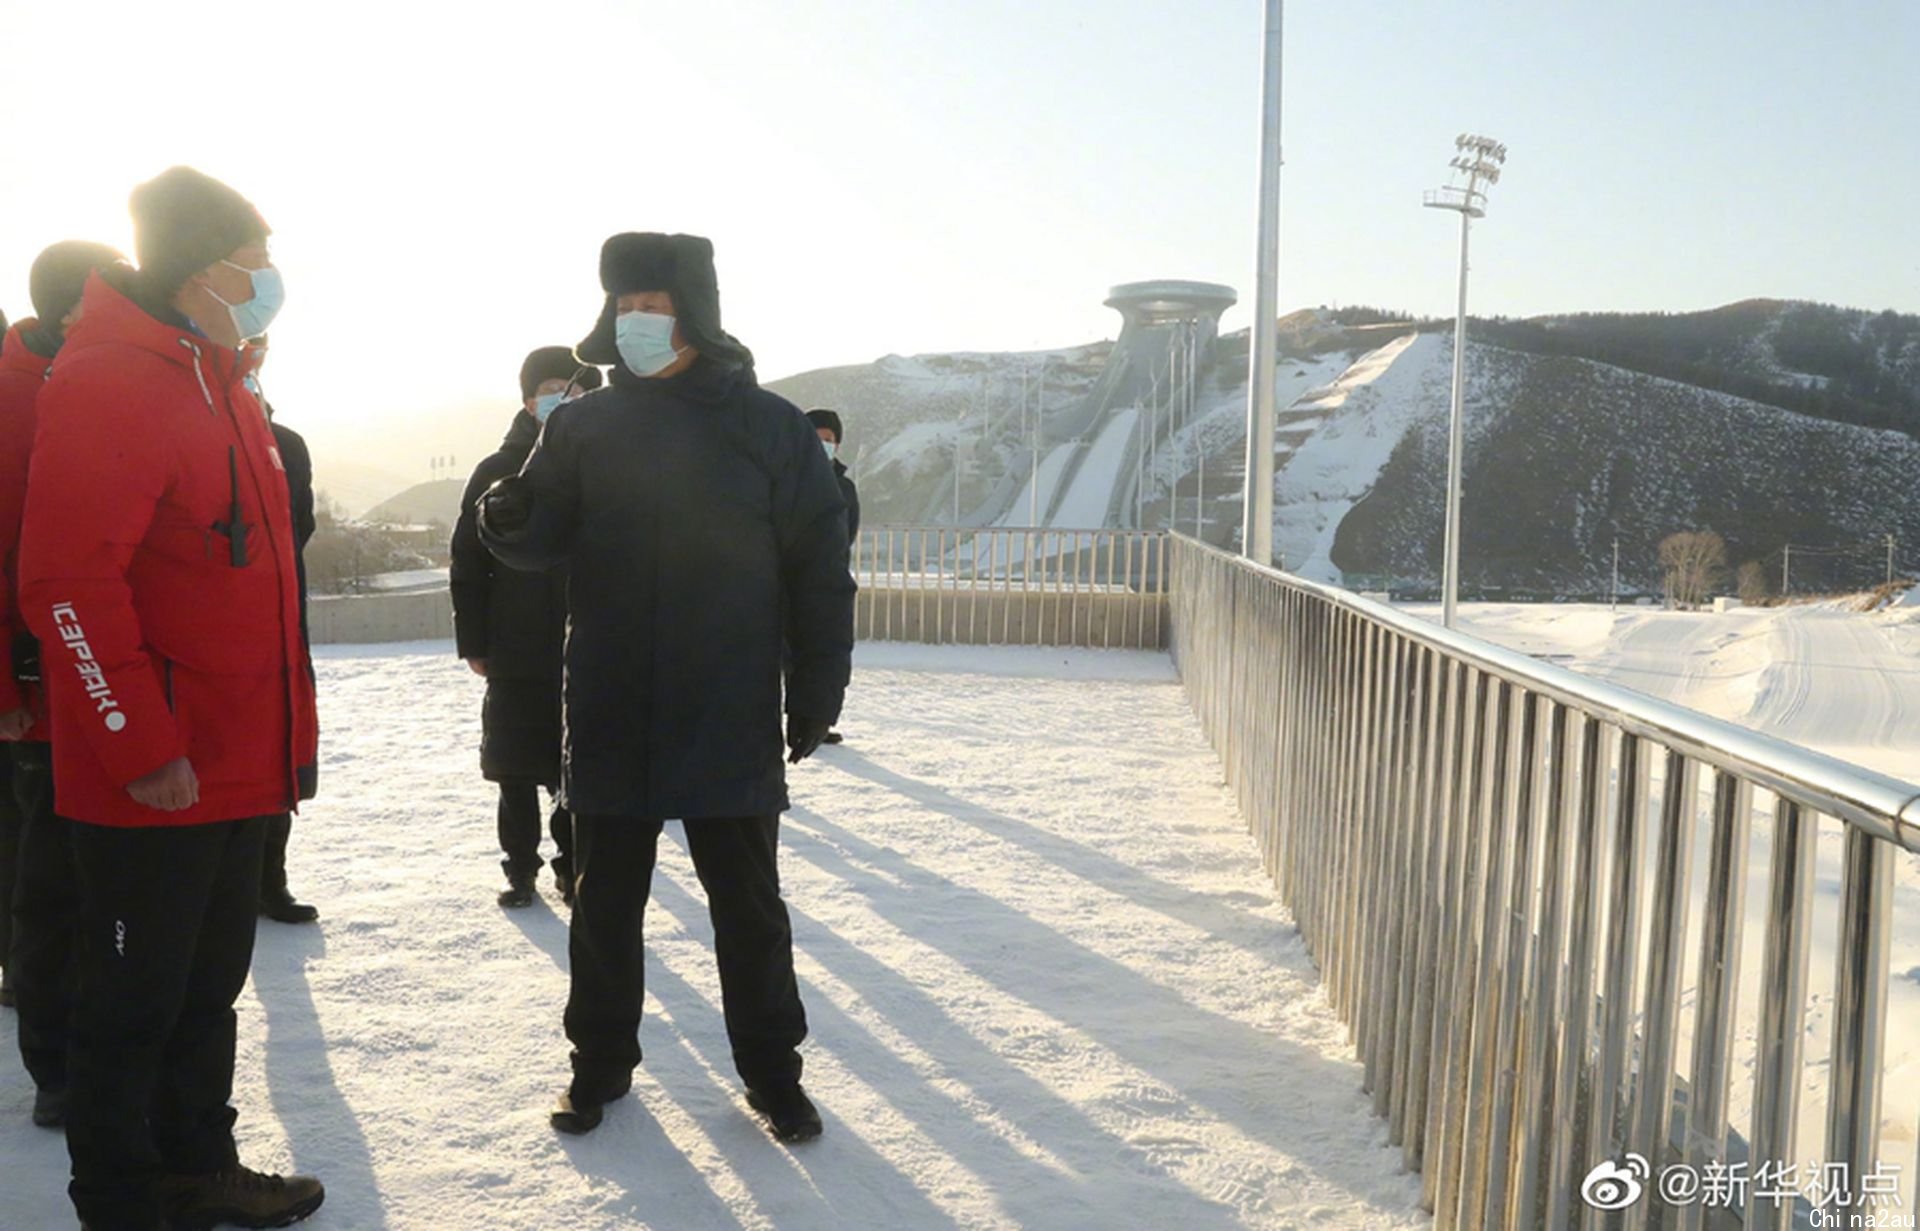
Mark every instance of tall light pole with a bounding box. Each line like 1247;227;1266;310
1425;132;1506;628
1241;0;1283;566
1182;322;1198;537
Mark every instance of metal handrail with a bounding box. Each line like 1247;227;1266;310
1181;540;1920;854
1166;533;1916;1227
852;525;1169;649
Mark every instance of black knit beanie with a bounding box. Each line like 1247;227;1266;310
805;409;844;442
30;241;127;332
129;167;270;299
575;232;753;372
520;345;603;399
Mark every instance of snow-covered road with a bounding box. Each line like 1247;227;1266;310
1432;601;1920;1199
0;642;1426;1231
1443;601;1920;782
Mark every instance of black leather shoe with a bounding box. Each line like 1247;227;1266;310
159;1164;324;1229
259;889;320;925
497;872;537;908
747;1084;822;1143
549;1092;605;1135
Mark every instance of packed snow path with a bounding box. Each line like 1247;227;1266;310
0;642;1427;1231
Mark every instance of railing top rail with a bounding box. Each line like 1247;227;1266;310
863;525;1167;535
1174;534;1920;852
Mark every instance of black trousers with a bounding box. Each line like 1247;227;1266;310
10;741;76;1093
66;816;267;1230
498;780;573;878
565;814;806;1094
260;813;296;897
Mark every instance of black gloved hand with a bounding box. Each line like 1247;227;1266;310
786;715;832;764
478;476;532;535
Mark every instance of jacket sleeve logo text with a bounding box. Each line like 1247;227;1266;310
51;603;128;733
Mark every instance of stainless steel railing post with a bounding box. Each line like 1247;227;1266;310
1678;772;1750;1231
1625;749;1697;1231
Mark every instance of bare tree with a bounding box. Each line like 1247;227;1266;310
1737;560;1770;605
1660;531;1729;610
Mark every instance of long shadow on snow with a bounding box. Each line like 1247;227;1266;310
822;747;1284;963
494;833;950;1228
778;806;1397;1207
253;924;389;1230
649;872;1252;1231
502;894;571;972
557;903;948;1223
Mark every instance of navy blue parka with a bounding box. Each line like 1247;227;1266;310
480;357;854;821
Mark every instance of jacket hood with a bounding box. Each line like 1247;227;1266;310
62;269;262;383
0;321;55;378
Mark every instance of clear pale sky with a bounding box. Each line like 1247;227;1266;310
2;0;1915;478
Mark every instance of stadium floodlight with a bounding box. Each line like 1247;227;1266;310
1424;132;1507;628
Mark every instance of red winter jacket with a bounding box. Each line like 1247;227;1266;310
0;321;54;738
18;272;318;827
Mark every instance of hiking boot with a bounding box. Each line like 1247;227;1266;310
555;870;576;908
549;1091;605;1135
747;1083;822;1143
31;1085;66;1129
259;888;320;925
497;865;537;909
160;1165;325;1229
822;731;844;745
550;1073;630;1136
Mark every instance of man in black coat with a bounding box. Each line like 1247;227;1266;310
805;409;859;745
803;408;860;544
450;347;602;908
254;340;322;925
480;232;853;1145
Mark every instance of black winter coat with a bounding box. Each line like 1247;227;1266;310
832;459;860;544
481;358;854;820
268;416;315;643
451;411;568;786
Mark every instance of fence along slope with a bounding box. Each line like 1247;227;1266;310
1167;534;1919;1229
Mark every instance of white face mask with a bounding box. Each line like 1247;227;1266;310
821;440;838;461
615;310;686;377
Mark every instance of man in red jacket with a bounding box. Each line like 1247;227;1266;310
0;239;126;1134
18;167;324;1231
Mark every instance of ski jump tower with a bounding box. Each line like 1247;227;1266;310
976;279;1238;532
1078;280;1238;528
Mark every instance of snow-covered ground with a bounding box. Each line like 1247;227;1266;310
1429;600;1920;1202
0;642;1427;1231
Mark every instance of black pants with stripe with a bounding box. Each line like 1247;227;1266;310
65;815;267;1231
564;814;806;1097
